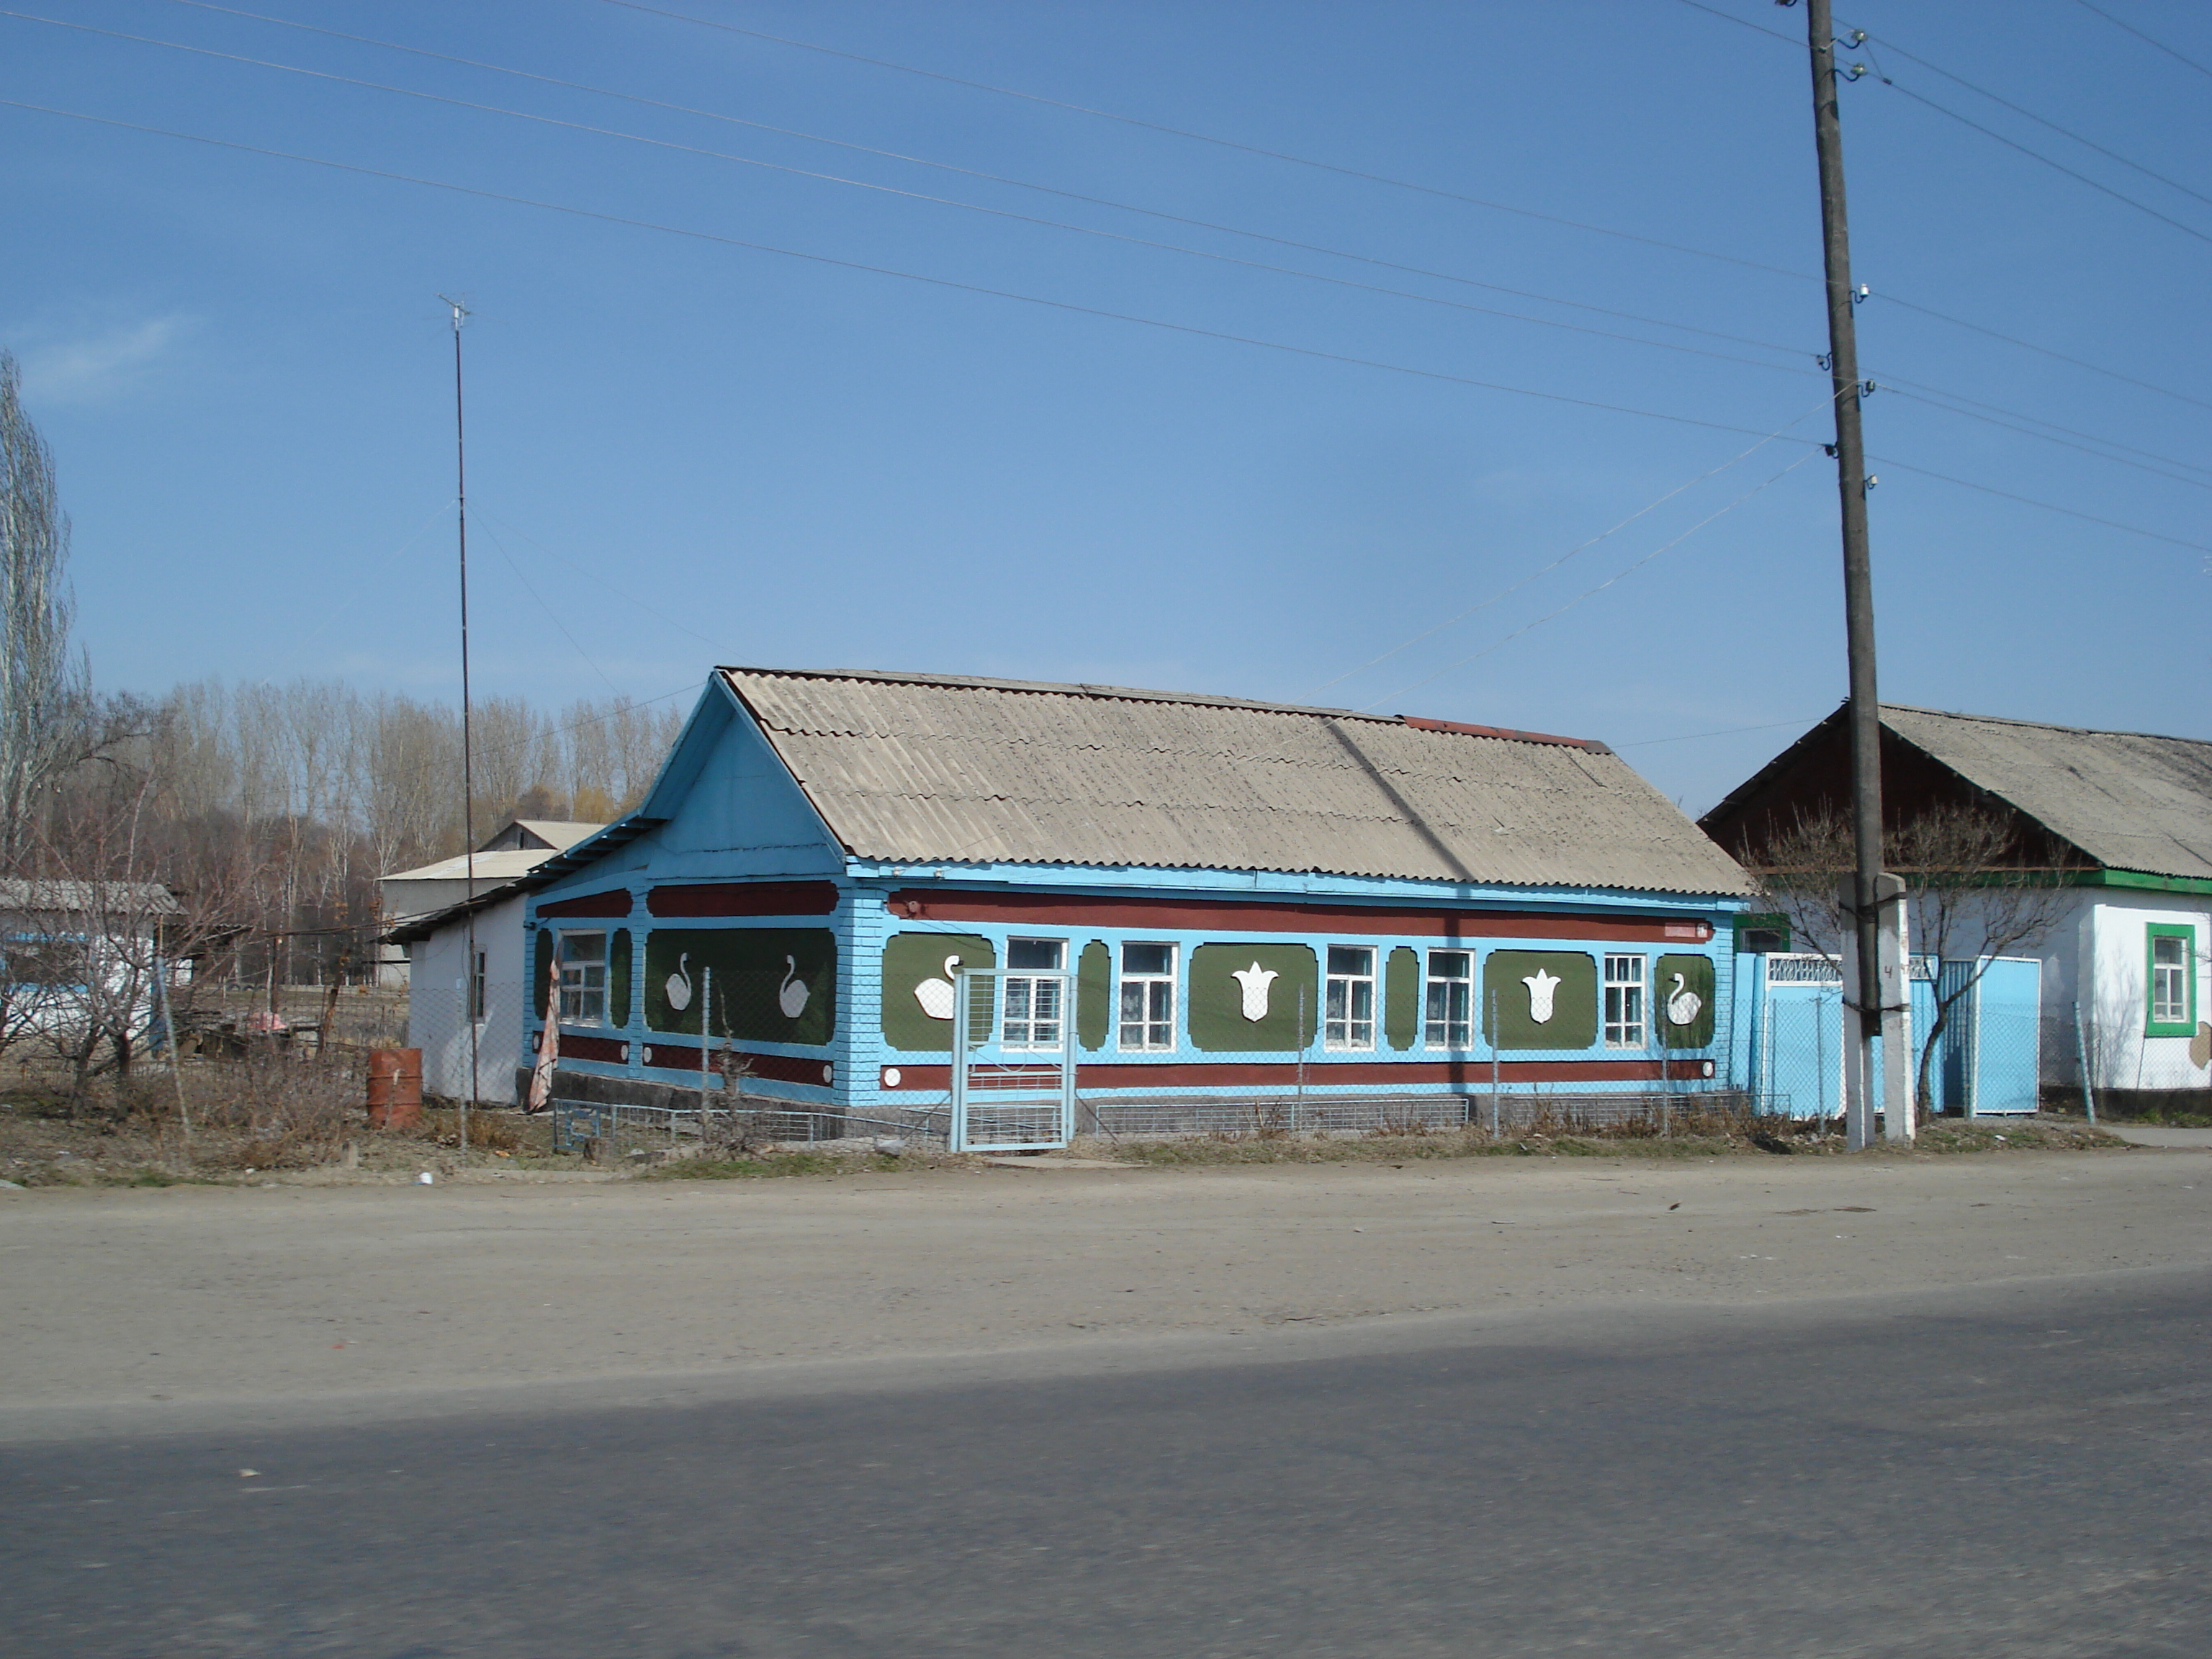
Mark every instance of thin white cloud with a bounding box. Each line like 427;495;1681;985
18;317;186;404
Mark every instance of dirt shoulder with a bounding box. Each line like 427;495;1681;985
4;1140;2207;1442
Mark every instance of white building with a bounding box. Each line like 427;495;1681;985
1704;704;2212;1113
383;880;533;1104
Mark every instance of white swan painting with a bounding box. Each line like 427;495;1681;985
1522;967;1562;1023
1665;973;1704;1028
1231;962;1277;1022
665;953;692;1012
914;955;962;1020
778;957;811;1020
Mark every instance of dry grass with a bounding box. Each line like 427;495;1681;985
1101;1111;2127;1167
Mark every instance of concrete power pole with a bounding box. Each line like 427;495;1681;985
1793;0;1912;1146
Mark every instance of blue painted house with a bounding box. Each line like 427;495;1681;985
516;668;1758;1133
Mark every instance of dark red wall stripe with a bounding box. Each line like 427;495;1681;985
556;1033;629;1063
539;889;634;919
637;1044;835;1086
649;881;841;917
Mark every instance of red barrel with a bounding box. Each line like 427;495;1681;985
367;1048;423;1130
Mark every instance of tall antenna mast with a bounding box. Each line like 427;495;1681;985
441;292;478;1163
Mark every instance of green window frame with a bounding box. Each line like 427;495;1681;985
2146;923;2196;1037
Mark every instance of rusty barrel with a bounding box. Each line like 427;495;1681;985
366;1047;423;1130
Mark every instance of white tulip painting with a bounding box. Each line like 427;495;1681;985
1231;961;1277;1022
1521;967;1561;1023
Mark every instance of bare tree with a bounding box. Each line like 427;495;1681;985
0;351;92;862
1755;803;2076;1122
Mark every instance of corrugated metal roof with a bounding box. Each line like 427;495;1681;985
379;850;572;886
509;820;605;850
1883;704;2212;881
721;668;1752;895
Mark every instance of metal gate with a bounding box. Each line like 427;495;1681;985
948;968;1076;1152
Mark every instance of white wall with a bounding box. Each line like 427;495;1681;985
406;894;529;1103
2080;898;2211;1094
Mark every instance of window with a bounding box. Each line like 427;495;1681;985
1118;941;1177;1051
1425;950;1472;1049
2147;924;2195;1036
1604;953;1647;1048
1325;945;1375;1051
1002;938;1066;1050
558;930;607;1025
469;948;488;1023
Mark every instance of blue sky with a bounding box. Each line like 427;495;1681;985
4;0;2206;813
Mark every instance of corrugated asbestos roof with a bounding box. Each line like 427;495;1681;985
0;878;181;914
720;668;1751;896
1883;704;2212;881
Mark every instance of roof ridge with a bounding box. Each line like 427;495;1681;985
1883;702;2212;750
718;665;1603;745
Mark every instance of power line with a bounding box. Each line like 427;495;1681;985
1675;1;2212;399
0;96;1817;446
1860;454;2211;551
1869;73;2212;248
1852;28;2212;212
1869;292;2212;413
1878;385;2212;493
1615;714;1825;748
1;10;1822;380
12;96;2206;557
595;0;1813;279
1863;372;2212;482
148;1;1816;362
474;511;739;658
1360;451;1821;711
2069;0;2212;81
161;0;2201;423
1318;393;1838;693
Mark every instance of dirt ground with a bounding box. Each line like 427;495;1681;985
4;1139;2208;1442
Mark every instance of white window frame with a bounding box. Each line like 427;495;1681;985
1002;937;1066;1051
1604;953;1647;1049
2147;926;2193;1033
1117;940;1177;1052
1424;950;1473;1050
1325;945;1376;1052
558;930;608;1026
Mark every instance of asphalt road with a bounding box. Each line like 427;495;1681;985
7;1267;2208;1658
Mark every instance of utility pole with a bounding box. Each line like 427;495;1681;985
441;294;478;1164
1791;0;1912;1146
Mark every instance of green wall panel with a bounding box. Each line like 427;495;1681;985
1188;943;1318;1052
1655;953;1716;1048
1385;946;1420;1051
608;929;633;1028
644;927;837;1046
1076;940;1110;1051
881;932;997;1053
1483;950;1598;1050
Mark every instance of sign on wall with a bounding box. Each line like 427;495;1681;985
1483;950;1598;1050
644;928;837;1046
